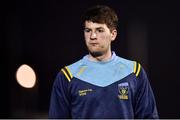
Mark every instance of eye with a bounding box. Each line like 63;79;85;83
84;28;91;33
97;29;104;33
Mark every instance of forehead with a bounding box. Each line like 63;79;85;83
85;21;109;29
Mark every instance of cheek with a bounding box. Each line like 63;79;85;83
84;33;88;39
84;33;90;41
99;34;111;43
99;34;106;40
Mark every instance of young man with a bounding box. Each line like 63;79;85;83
49;5;159;119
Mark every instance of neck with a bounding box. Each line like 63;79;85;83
88;50;112;62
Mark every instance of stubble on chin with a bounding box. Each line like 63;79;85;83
89;51;103;57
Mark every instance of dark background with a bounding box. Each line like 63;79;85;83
1;0;180;118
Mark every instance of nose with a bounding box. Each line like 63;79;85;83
90;32;97;40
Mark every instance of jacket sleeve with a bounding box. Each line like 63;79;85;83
134;65;159;119
49;71;71;118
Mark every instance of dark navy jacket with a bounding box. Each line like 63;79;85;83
49;52;159;119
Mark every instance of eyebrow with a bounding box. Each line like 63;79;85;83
96;27;104;30
84;27;105;30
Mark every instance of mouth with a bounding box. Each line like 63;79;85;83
89;43;99;46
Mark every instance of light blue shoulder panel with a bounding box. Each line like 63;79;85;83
67;56;135;87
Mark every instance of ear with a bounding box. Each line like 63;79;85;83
111;29;117;41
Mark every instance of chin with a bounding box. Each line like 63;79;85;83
89;51;103;57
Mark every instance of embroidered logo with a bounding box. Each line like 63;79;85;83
78;89;93;96
118;82;129;100
77;66;87;76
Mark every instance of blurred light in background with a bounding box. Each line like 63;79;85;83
16;64;36;88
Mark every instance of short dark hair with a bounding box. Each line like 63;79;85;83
82;5;118;31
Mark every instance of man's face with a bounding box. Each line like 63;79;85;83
84;21;117;57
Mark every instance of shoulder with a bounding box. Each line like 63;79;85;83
116;56;142;77
57;59;83;82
